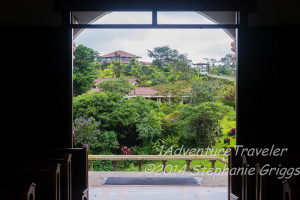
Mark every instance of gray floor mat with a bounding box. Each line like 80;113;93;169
103;177;202;185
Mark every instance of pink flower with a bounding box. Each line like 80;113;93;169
121;146;133;155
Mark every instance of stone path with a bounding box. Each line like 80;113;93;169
88;172;228;200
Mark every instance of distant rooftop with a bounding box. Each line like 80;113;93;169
94;78;140;86
128;87;159;96
91;78;161;97
139;61;151;66
193;62;207;65
101;50;142;58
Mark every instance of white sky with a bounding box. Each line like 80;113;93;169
74;12;235;63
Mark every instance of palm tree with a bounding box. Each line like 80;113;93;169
111;52;122;78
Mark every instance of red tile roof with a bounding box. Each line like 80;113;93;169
91;82;159;97
128;87;158;96
90;88;100;92
139;61;152;65
94;78;140;85
193;62;207;65
101;50;142;58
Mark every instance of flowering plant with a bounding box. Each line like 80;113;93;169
223;84;236;100
224;137;230;145
121;146;133;155
73;116;118;154
228;128;236;136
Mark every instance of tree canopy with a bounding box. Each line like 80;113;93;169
180;102;233;147
73;44;101;96
97;78;134;95
147;46;179;67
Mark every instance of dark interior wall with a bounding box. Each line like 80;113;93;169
0;1;72;148
0;0;62;26
248;0;300;26
237;26;300;150
0;0;300;149
236;0;300;150
0;27;72;148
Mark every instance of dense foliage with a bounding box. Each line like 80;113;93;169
73;44;236;162
179;102;232;147
97;78;135;95
73;116;118;154
73;87;235;154
73;92;163;152
204;54;235;76
73;45;101;96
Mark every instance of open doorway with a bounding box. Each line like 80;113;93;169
71;11;237;200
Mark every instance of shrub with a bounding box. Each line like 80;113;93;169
121;146;133;155
130;145;156;155
103;68;113;77
73;116;118;154
215;125;223;137
153;133;180;154
73;92;163;148
212;140;216;146
93;160;113;171
222;143;229;150
189;79;223;105
228;128;236;136
224;137;230;145
180;102;232;148
221;83;236;109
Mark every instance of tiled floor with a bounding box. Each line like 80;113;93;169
89;171;228;200
89;186;227;200
89;171;228;187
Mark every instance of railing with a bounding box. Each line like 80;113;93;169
88;155;228;172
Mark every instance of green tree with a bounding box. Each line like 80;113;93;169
148;46;193;80
123;57;140;76
136;109;162;146
73;44;101;96
147;46;179;68
149;70;168;86
108;52;123;78
215;65;233;76
172;53;192;80
205;54;235;76
219;54;235;68
189;78;222;105
73;92;163;148
180;102;232;147
73;116;118;154
153;81;189;104
98;78;134;95
130;59;143;78
203;58;217;74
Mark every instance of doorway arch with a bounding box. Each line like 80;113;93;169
72;11;236;39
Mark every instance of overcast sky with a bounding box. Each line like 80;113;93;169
74;12;235;63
